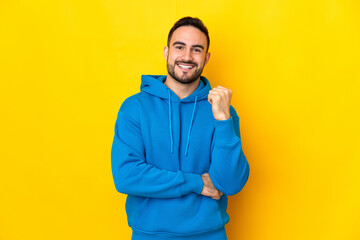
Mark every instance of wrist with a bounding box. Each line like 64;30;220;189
214;116;239;144
214;112;231;121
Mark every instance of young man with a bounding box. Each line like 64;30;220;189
111;17;250;240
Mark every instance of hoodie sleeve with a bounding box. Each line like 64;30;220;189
111;98;203;198
208;106;250;196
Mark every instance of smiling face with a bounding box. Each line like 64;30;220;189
164;26;210;85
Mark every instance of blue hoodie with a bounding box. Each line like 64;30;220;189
111;75;249;239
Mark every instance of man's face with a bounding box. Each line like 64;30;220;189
164;26;210;84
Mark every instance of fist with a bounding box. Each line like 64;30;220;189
208;86;232;120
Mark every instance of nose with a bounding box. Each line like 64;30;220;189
181;48;193;62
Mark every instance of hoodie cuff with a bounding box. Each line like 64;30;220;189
181;173;203;195
214;117;239;145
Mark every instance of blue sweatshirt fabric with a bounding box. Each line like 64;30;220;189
111;75;250;239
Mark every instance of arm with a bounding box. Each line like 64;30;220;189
207;86;250;196
209;112;250;196
111;98;203;199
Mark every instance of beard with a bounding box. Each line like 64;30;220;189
167;60;204;84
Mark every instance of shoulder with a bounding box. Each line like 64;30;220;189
117;92;147;121
120;93;141;112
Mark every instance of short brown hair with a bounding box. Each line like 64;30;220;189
167;17;210;52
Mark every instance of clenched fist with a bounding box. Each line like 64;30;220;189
208;86;232;120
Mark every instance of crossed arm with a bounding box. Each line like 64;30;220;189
111;110;248;200
110;109;225;199
111;86;249;200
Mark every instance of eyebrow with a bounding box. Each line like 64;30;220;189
173;41;204;50
192;44;204;50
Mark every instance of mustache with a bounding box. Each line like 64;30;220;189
175;60;198;67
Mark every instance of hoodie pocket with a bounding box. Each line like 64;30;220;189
132;193;224;234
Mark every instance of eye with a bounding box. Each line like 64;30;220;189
193;48;202;53
175;45;183;50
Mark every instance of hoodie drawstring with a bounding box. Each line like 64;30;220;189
167;91;198;156
185;96;197;156
168;90;174;153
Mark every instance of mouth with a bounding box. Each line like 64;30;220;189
177;62;196;70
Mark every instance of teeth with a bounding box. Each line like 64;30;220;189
178;64;193;69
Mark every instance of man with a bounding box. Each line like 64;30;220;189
111;17;250;240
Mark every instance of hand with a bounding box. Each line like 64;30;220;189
200;173;223;200
208;86;232;120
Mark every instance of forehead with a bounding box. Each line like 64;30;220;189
170;26;207;48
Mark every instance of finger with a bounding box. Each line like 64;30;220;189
216;86;228;90
213;192;221;200
208;93;218;104
212;195;220;200
212;87;232;94
213;86;229;91
208;93;221;102
210;88;225;94
210;89;228;98
212;87;226;91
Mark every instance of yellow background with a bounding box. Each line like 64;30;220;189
1;0;359;239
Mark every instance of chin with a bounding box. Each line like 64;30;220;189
176;77;198;85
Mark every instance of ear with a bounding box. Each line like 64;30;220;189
164;46;169;61
204;52;211;66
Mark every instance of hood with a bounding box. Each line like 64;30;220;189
140;75;212;156
140;75;211;102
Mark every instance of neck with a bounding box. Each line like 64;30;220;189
164;75;200;99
